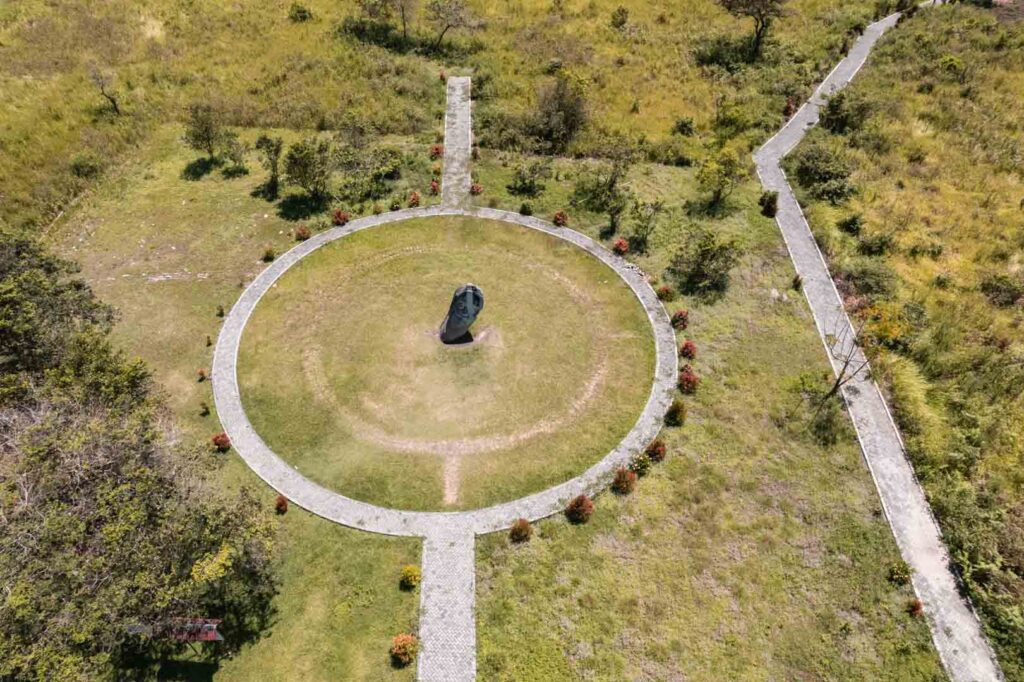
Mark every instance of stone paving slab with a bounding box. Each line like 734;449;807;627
754;6;1002;681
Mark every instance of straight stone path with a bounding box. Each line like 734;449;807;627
754;6;1002;681
442;76;472;207
417;530;477;682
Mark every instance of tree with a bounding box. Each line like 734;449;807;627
667;226;741;295
88;66;121;116
533;74;589;153
696;148;746;207
284;137;334;200
425;0;474;52
255;135;284;199
182;103;228;159
571;158;634;233
717;0;787;59
506;159;551;197
628;199;664;252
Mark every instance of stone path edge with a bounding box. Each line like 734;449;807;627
212;204;677;538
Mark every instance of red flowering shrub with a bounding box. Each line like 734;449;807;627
212;432;232;452
680;339;697;360
295;225;311;241
430;144;444;160
906;599;924;617
656;284;676;301
612;467;637;495
196;368;208;382
678;364;700;394
408;191;421;208
439;70;446;81
645;439;666;463
552;210;569;227
665;399;686;427
509;518;533;543
332;209;350;226
275;495;288;515
470;182;483;195
784;95;798;118
612;238;629;255
670;309;690;330
565;494;594;524
429;179;440;195
390;633;419;667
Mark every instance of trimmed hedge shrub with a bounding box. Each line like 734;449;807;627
656;284;676;301
212;432;231;452
470;183;483;196
612;238;629;255
552;210;569;227
390;633;419;666
670;309;690;330
400;564;421;591
679;340;697;360
678;365;700;394
565;494;594;524
509;518;533;543
332;209;350;226
665;399;686;427
429;144;444;160
759;190;779;217
275;495;288;515
612;467;637;494
645;439;666;463
295;225;311;241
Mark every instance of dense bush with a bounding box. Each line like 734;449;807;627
665;399;686;427
295;225;311;241
678;365;700;394
408;191;421;207
759;190;778;217
332;209;351;226
390;633;419;666
888;560;912;586
667;228;740;296
519;202;533;216
288;3;312;22
612;467;637;495
656;284;676;301
552;210;569;227
400;564;421;591
509;518;533;543
532;74;589;153
791;138;854;203
507;160;551;197
275;495;289;515
565;494;594;524
612;238;629;255
671;310;690;330
212;432;232;452
628;452;651;477
836;257;899;300
430;144;444;160
645;439;667;463
980;273;1024;308
262;246;276;262
819;91;873;134
680;340;697;360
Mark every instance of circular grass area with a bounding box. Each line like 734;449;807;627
237;215;655;511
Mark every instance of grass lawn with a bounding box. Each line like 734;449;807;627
238;215;654;510
470;155;945;679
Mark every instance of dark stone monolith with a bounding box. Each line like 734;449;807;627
440;284;484;344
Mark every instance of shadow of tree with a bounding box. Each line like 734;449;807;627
155;660;219;681
683;198;736;219
277;192;328;221
181;157;221;181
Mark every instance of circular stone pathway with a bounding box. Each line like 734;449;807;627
212;203;678;537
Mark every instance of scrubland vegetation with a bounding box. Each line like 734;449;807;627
789;4;1024;675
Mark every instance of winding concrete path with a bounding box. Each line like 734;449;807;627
754;6;1002;681
212;79;676;681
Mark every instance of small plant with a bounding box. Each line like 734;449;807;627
628;452;651;477
390;633;419;667
261;246;276;262
275;495;289;515
399;564;421;590
665;399;686;427
431;162;442;176
759;190;779;217
212;432;232;452
906;598;924;617
216;304;225;318
792;274;803;291
610;6;629;29
679;340;697;360
470;183;483;196
672;117;695;136
197;368;208;382
332;208;350;226
678;365;700;394
295;225;311;241
645;439;666;463
199;401;210;417
288;3;312;22
656;284;676;301
565;494;594;524
429;179;440;195
509;518;533;543
519;202;534;216
439;70;446;81
612;467;637;494
552;210;569;227
389;198;401;211
408;191;421;208
670;309;689;330
429;144;444;160
888;560;912;586
205;335;213;347
612;238;629;255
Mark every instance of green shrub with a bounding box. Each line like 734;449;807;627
819;91;873;134
628;452;651;477
399;564;421;590
667;227;740;296
759;190;779;217
288;3;312;22
610;6;629;29
838;257;899;299
888;560;912;586
665;399;686;427
792;139;854;203
980;273;1024;307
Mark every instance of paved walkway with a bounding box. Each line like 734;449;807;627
754;7;1002;681
417;530;477;682
442;77;472;208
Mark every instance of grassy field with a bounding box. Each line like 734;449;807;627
788;4;1024;676
237;215;653;510
468;155;944;679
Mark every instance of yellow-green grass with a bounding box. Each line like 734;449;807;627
237;215;654;510
471;155;944;679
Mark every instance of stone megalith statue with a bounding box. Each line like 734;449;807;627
440;284;485;343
